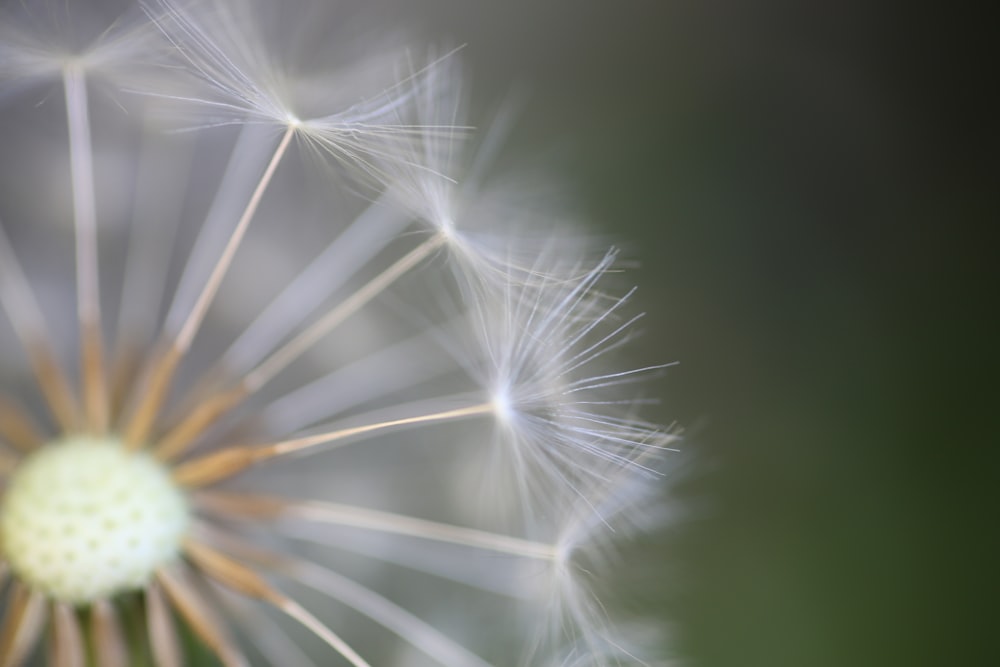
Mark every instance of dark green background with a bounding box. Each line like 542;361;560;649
392;2;996;666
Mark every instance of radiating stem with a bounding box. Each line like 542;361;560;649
154;233;445;463
264;400;493;458
0;582;47;667
26;343;79;434
51;602;85;667
0;221;79;431
0;396;44;452
284;558;493;667
90;600;128;667
222;193;406;374
173;402;494;487
146;581;182;667
244;233;445;392
196;492;558;561
183;539;371;667
64;64;108;434
194;523;494;667
155;566;247;667
124;125;296;448
175;125;296;354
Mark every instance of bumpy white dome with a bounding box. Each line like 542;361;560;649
0;436;189;604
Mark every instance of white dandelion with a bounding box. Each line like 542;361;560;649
0;1;673;666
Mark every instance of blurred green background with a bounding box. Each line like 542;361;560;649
387;1;995;666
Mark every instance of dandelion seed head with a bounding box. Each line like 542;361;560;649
0;0;672;664
450;247;670;523
0;1;169;101
516;452;670;664
0;436;189;604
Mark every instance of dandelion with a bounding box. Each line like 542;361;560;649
0;1;673;665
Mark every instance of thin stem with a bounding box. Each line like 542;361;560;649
51;601;85;667
183;538;371;667
194;526;484;667
289;504;560;560
90;600;128;667
278;600;371;667
64;64;108;434
173;402;494;488
263;401;493;458
222;193;406;374
155;566;247;667
0;582;47;667
196;492;558;561
0;395;44;452
0;224;79;431
123;125;295;448
282;559;493;667
0;227;48;347
116;124;194;349
145;581;182;667
259;324;457;436
175;125;296;354
213;589;318;667
153;232;444;461
244;233;445;392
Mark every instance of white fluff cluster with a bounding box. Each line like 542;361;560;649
0;0;675;665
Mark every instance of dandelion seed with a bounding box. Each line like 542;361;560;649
0;1;672;666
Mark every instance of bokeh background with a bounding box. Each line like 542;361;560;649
378;2;995;666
